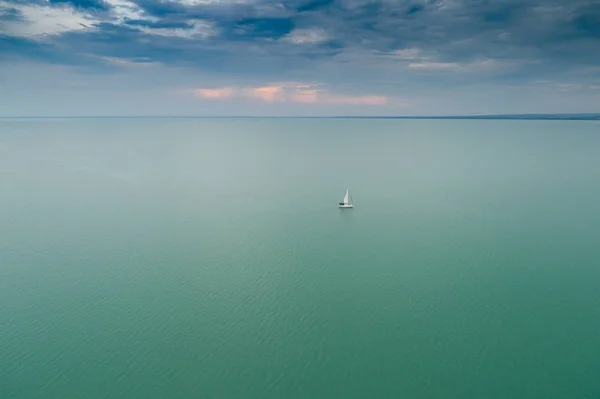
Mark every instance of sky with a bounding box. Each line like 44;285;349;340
1;0;599;116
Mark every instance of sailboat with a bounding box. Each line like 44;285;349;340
338;189;354;208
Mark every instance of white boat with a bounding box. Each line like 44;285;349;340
338;189;354;208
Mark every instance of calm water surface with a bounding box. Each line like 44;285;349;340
1;118;600;398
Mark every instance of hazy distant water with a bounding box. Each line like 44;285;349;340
1;118;600;399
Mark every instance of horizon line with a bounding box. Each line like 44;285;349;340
1;113;599;120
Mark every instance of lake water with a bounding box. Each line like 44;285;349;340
1;118;600;398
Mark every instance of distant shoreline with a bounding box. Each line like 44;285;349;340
1;114;599;120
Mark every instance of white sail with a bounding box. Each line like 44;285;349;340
338;188;353;208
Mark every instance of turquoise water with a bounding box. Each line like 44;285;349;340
1;118;600;398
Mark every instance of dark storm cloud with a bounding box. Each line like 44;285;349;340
2;0;600;84
295;0;336;13
0;5;24;20
123;18;194;29
0;0;109;10
48;0;110;11
0;34;106;66
219;17;295;40
132;0;185;17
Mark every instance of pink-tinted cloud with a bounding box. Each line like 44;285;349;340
193;83;396;106
288;89;320;103
322;95;389;105
193;87;234;99
289;92;389;105
245;86;285;102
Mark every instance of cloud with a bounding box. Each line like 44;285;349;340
295;0;335;13
320;94;389;105
4;0;600;74
0;5;24;21
105;0;144;22
0;0;99;36
406;58;503;72
135;19;215;38
50;0;110;11
244;86;285;102
193;83;394;105
283;28;328;44
408;61;460;70
391;48;421;60
194;87;234;99
0;0;215;39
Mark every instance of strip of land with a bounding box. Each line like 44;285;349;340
1;114;599;120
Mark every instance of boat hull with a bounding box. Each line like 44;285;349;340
338;204;354;208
